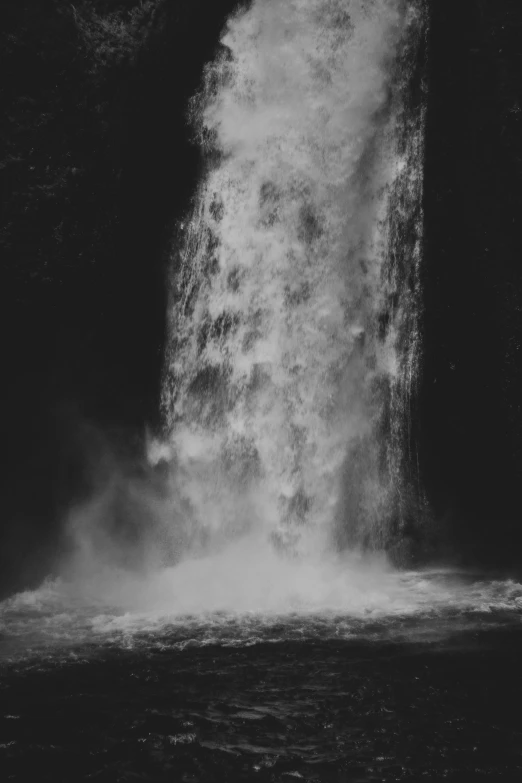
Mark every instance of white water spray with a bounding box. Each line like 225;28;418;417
157;0;426;558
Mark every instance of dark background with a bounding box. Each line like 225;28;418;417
1;0;521;595
421;0;522;566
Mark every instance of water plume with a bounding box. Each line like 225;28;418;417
158;0;427;560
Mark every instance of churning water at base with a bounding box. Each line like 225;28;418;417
2;561;522;660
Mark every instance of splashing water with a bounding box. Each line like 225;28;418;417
3;561;522;659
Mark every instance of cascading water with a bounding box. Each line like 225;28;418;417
156;0;427;560
15;0;514;659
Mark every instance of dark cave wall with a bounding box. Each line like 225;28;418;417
421;0;522;565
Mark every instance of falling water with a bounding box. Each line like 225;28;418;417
6;3;522;720
156;0;427;560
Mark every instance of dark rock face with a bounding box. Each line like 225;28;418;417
421;0;522;565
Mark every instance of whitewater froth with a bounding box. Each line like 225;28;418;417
158;0;426;556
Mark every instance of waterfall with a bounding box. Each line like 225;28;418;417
156;0;427;561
